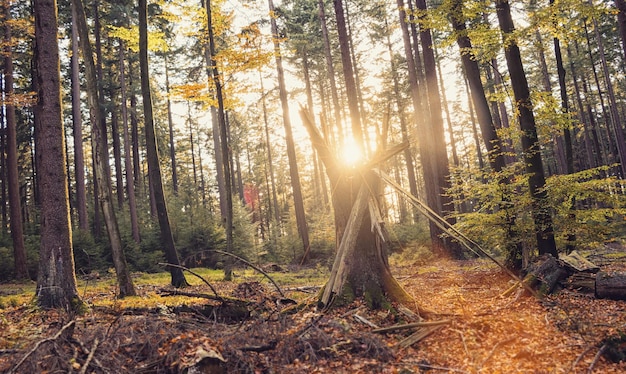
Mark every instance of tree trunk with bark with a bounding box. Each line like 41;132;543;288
205;0;235;280
73;0;136;297
139;0;188;288
70;1;89;232
34;0;81;310
496;0;558;260
268;0;310;263
164;58;178;195
119;41;140;243
301;111;416;311
3;1;28;280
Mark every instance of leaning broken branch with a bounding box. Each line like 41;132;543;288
206;249;286;298
159;262;222;300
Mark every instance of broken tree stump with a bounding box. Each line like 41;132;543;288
595;271;626;301
523;254;569;295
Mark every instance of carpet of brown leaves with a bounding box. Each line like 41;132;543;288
0;258;625;373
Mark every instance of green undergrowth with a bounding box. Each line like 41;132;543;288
0;266;329;312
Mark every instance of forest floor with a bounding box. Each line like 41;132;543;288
0;249;625;373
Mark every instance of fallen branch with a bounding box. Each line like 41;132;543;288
397;325;444;348
79;337;99;374
572;345;595;371
353;314;379;328
193;249;286;298
284;285;321;294
375;169;539;299
587;344;607;374
372;319;451;334
158;262;222;300
159;289;248;305
9;320;75;374
238;341;277;353
72;337;105;371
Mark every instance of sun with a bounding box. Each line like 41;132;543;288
339;138;364;167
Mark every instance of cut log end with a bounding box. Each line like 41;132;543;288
595;271;626;301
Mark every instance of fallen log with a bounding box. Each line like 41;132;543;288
566;273;596;293
595;271;626;300
523;254;569;296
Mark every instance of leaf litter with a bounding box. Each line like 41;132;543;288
0;257;624;373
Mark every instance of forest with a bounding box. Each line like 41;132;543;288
1;0;626;372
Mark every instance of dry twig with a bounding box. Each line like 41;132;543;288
79;337;100;374
9;320;75;374
353;314;379;328
587;344;607;373
572;345;595;371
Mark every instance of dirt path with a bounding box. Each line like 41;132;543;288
398;258;626;373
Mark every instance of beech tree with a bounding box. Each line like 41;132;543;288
495;0;558;260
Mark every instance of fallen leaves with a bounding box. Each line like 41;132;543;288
0;258;625;373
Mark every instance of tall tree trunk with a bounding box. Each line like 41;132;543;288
318;0;344;143
589;0;626;178
129;66;142;194
111;98;124;209
435;46;460;168
333;0;363;146
616;0;626;61
550;0;576;252
164;58;178;195
268;0;310;262
205;0;235;280
535;30;566;175
414;0;461;258
70;1;88;232
139;0;188;288
0;91;6;232
583;24;618;167
34;0;81;310
119;41;140;243
397;0;444;251
258;70;280;222
496;0;558;259
74;0;136;297
3;1;28;280
384;16;418;222
567;45;600;168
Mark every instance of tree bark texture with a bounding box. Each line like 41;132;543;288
73;0;136;297
34;0;81;310
397;0;446;253
206;0;235;280
269;0;310;261
496;0;558;258
301;111;415;311
4;1;28;280
70;1;89;232
595;271;626;300
119;42;140;243
139;0;187;288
